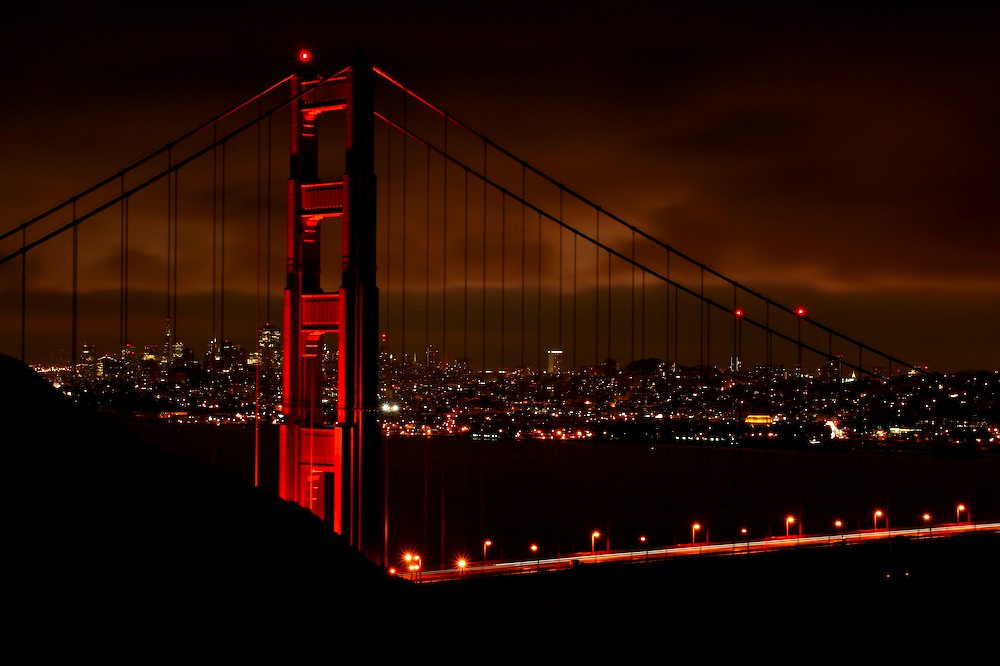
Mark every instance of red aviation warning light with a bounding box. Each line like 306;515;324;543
734;308;744;318
299;50;312;63
795;306;807;317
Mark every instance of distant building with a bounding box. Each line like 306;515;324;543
547;349;563;374
257;323;281;373
78;344;96;382
425;344;440;368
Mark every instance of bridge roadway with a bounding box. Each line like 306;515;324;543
405;521;1000;583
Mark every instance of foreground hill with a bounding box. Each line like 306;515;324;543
3;354;995;656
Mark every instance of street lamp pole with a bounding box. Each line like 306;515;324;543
874;509;883;531
591;531;600;560
785;515;795;539
483;539;492;573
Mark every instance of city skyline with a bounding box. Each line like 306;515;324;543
2;5;998;372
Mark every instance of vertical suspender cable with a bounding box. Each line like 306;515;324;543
520;166;525;370
479;146;487;540
673;283;679;369
641;261;646;362
594;210;599;367
699;268;704;372
665;250;671;367
631;229;636;364
166;147;172;358
220;141;226;355
766;300;771;368
442;118;448;365
607;249;612;365
500;192;505;369
439;122;449;570
401;99;408;362
254;109;262;487
572;230;577;373
481;143;487;372
211;133;218;359
536;211;541;370
706;279;711;373
71;201;78;377
423;190;430;559
266;113;273;326
169;173;177;359
385;122;392;355
120;174;129;362
425;144;431;364
558;189;563;361
20;228;26;362
463;170;469;363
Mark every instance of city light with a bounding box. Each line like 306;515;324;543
874;509;884;530
785;515;795;538
691;522;701;544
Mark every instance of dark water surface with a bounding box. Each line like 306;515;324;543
128;423;1000;571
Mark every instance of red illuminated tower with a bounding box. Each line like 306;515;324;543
280;52;384;565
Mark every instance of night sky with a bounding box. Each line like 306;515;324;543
2;3;998;371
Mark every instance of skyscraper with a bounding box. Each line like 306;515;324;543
547;349;563;374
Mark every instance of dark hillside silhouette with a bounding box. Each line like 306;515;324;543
3;353;996;656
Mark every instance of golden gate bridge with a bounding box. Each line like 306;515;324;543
2;52;994;573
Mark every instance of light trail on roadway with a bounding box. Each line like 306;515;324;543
403;521;1000;583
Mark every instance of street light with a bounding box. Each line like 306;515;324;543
923;513;932;539
591;531;601;557
639;535;648;560
874;509;884;530
740;527;749;554
483;539;492;569
404;552;422;581
956;504;966;523
530;544;539;572
691;522;701;544
785;515;795;538
833;519;844;543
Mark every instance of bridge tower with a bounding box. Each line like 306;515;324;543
280;53;384;566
